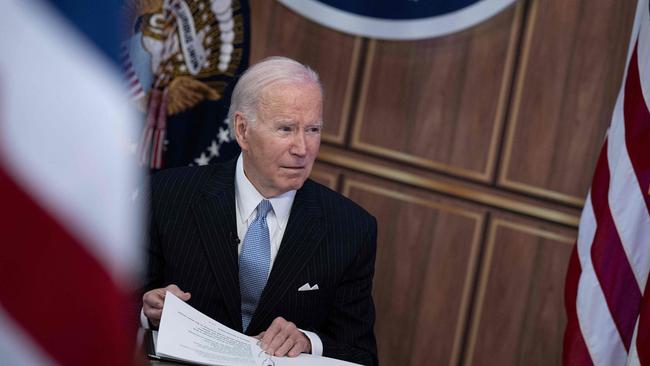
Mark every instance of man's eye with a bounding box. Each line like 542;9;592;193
279;126;292;132
307;126;322;134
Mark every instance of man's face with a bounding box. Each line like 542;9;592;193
235;82;322;198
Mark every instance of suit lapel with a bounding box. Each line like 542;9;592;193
191;161;243;331
249;180;325;334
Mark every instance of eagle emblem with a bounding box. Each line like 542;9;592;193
123;0;248;168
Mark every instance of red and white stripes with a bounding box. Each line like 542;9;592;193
122;45;146;101
0;1;142;365
564;1;650;365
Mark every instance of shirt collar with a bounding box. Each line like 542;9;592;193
235;154;296;230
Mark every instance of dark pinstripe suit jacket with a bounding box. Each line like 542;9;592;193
145;160;378;365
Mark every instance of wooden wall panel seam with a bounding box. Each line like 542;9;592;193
495;219;575;244
489;0;527;183
450;207;486;366
318;149;580;227
322;37;363;144
499;179;586;207
462;216;499;366
350;38;376;152
342;180;485;220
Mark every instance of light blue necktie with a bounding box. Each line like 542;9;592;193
240;199;272;332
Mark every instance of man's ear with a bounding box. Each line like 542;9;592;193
234;112;249;151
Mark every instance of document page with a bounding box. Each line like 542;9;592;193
157;291;262;366
155;291;361;366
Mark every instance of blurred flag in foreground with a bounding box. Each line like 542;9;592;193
564;0;650;365
0;0;143;365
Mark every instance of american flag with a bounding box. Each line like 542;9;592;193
0;1;142;364
564;0;650;365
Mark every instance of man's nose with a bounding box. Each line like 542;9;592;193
290;131;307;156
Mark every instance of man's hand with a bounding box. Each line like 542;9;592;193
142;284;191;327
256;317;311;357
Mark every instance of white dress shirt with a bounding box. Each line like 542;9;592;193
234;155;294;269
142;155;322;356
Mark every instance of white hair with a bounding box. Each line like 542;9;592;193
227;56;322;136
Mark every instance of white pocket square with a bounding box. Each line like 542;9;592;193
298;283;319;291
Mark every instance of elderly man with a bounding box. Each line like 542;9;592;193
142;57;378;365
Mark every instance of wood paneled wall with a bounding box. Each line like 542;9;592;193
248;0;638;364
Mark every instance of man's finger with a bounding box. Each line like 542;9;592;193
287;338;308;357
143;307;162;320
143;289;165;308
266;332;289;356
273;336;295;357
263;317;301;355
165;284;191;301
165;284;183;295
260;319;283;349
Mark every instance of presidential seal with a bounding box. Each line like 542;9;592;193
278;0;517;40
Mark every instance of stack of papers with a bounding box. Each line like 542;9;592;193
149;291;360;366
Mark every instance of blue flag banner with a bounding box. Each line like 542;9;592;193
124;0;250;170
47;0;125;64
